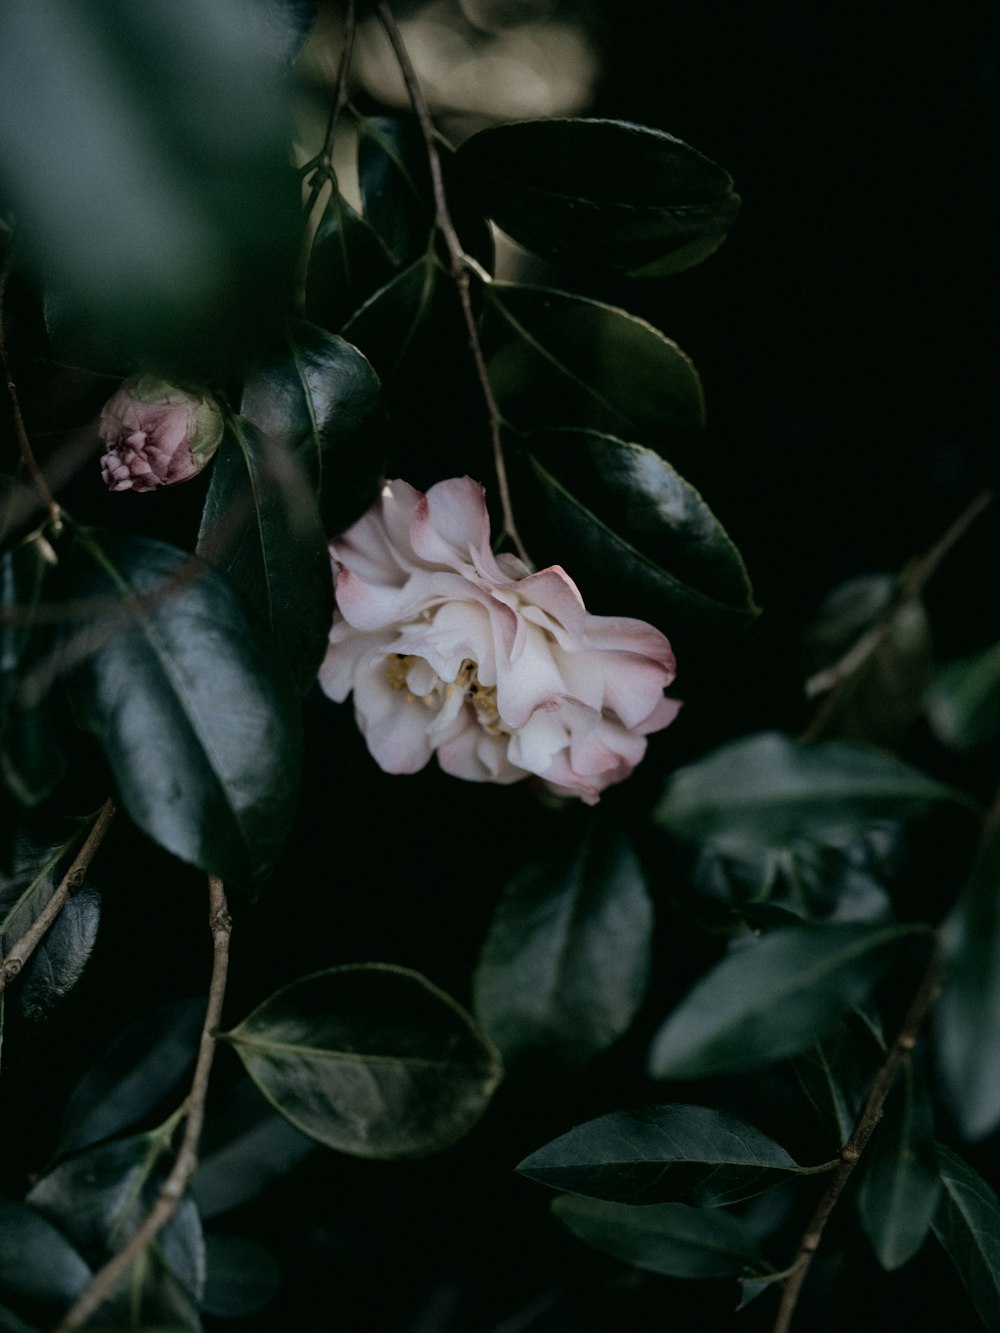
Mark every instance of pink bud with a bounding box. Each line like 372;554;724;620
99;374;224;493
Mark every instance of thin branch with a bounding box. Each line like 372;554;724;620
802;489;992;740
0;253;61;532
302;0;357;221
771;950;942;1333
55;875;232;1332
372;0;531;568
0;799;116;993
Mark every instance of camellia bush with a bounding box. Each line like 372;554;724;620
0;2;997;1331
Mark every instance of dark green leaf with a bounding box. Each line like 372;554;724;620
932;1144;1000;1330
62;528;302;888
509;428;756;628
936;826;1000;1140
222;964;503;1159
305;191;395;331
485;285;704;439
240;321;387;537
202;1235;279;1319
0;539;66;806
655;731;967;852
341;254;452;386
804;574;934;746
518;1104;803;1206
27;1133;204;1317
648;923;916;1080
0;1200;90;1311
473;820;652;1066
0;475;46;556
257;0;317;64
2;0;298;373
0;817;99;1021
790;1018;868;1143
857;1055;939;1269
927;641;1000;752
196;415;332;693
57;998;204;1157
356;116;494;273
455;118;739;276
552;1196;764;1279
192;1078;313;1220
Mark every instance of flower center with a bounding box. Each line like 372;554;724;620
385;654;507;735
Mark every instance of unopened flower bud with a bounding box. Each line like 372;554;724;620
99;374;224;492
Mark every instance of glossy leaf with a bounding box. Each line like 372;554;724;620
305;190;395;331
518;1104;803;1206
932;1145;1000;1330
0;1200;90;1311
805;574;934;746
222;964;503;1159
0;538;66;806
341;253;455;386
936;826;1000;1139
647;923;916;1080
509;428;756;627
27;1133;204;1316
927;641;1000;752
552;1196;764;1280
473;820;652;1066
2;0;298;374
456;118;739;276
192;1077;313;1220
62;528;302;888
0;818;99;1021
655;731;967;852
857;1055;939;1269
57;998;204;1157
485;285;704;440
196;415;332;692
356;115;494;273
240;320;387;537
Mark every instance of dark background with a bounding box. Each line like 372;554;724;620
2;2;998;1330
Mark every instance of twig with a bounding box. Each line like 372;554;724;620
302;0;357;221
802;489;992;740
0;253;62;532
372;0;531;568
771;951;941;1333
55;875;232;1332
0;799;116;993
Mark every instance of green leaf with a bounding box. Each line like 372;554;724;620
805;573;934;746
936;825;1000;1140
0;538;67;806
518;1104;804;1206
57;998;204;1158
0;817;100;1021
927;641;1000;752
222;964;503;1159
857;1055;939;1270
647;923;916;1080
485;285;705;439
27;1133;204;1318
932;1144;1000;1330
790;1018;869;1143
0;1200;90;1312
455;118;739;276
196;415;332;693
240;320;387;537
509;428;756;628
472;819;652;1066
202;1235;280;1319
340;253;453;386
552;1196;764;1279
655;731;968;853
305;190;395;331
62;528;302;888
2;0;299;373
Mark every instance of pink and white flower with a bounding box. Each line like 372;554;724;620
99;374;223;492
320;477;680;803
